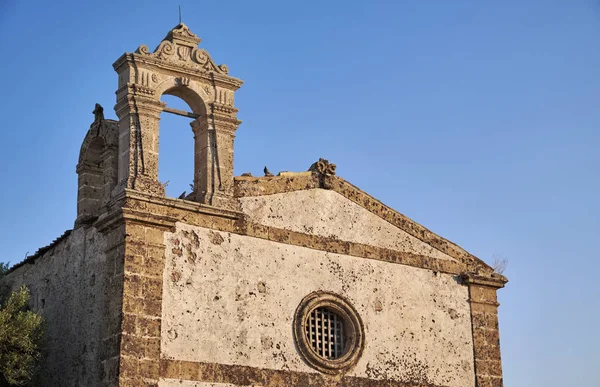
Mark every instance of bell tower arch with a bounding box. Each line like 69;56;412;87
112;23;243;209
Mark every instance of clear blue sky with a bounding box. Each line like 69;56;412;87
1;1;599;385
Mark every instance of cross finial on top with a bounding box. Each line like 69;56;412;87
179;5;182;24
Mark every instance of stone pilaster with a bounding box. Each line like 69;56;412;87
114;94;166;197
118;218;171;387
463;274;507;387
94;212;127;387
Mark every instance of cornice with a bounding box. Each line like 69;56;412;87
461;272;508;289
234;165;502;279
115;53;243;90
122;189;242;220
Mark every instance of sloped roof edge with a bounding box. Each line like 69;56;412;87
234;172;506;283
7;230;73;273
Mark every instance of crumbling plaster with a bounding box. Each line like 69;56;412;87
162;224;475;387
239;189;456;262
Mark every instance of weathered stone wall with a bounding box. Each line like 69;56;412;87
1;226;119;386
159;381;243;387
161;224;475;387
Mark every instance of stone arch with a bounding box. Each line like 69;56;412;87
112;23;243;209
75;119;118;226
155;80;213;200
155;78;211;116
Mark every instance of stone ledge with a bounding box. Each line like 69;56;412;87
158;359;453;387
461;273;508;289
123;189;241;219
234;173;320;196
130;197;470;276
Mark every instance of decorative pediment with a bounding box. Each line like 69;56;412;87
135;23;229;75
235;172;502;279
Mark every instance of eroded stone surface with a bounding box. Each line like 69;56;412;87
2;227;113;386
240;189;455;262
159;380;244;387
162;224;475;387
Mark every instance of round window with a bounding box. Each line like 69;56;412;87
305;306;346;359
294;292;364;374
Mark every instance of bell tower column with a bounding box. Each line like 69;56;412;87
191;103;241;210
114;91;166;196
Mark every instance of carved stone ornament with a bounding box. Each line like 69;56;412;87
176;77;190;87
165;23;202;46
134;23;230;75
309;158;337;175
92;103;104;124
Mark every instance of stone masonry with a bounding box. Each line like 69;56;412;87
1;24;507;387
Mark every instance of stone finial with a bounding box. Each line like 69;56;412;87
93;103;104;124
164;22;201;47
309;158;336;176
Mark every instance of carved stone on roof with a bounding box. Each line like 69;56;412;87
309;158;337;176
134;22;231;76
164;23;202;46
92;103;104;124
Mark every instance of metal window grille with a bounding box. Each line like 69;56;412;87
305;307;345;359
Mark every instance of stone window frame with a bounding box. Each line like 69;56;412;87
293;291;365;374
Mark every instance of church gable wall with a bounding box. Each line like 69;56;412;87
159;223;475;387
240;189;456;262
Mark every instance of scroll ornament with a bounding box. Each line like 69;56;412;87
135;44;229;75
309;158;337;176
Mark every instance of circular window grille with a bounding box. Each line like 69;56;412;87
294;292;364;374
305;307;346;359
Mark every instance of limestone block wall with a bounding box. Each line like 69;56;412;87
161;223;475;387
1;226;119;386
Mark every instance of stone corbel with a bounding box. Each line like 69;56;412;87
461;272;508;289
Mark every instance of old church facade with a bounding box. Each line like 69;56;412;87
3;24;507;387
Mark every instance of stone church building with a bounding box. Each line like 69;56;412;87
2;24;507;387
